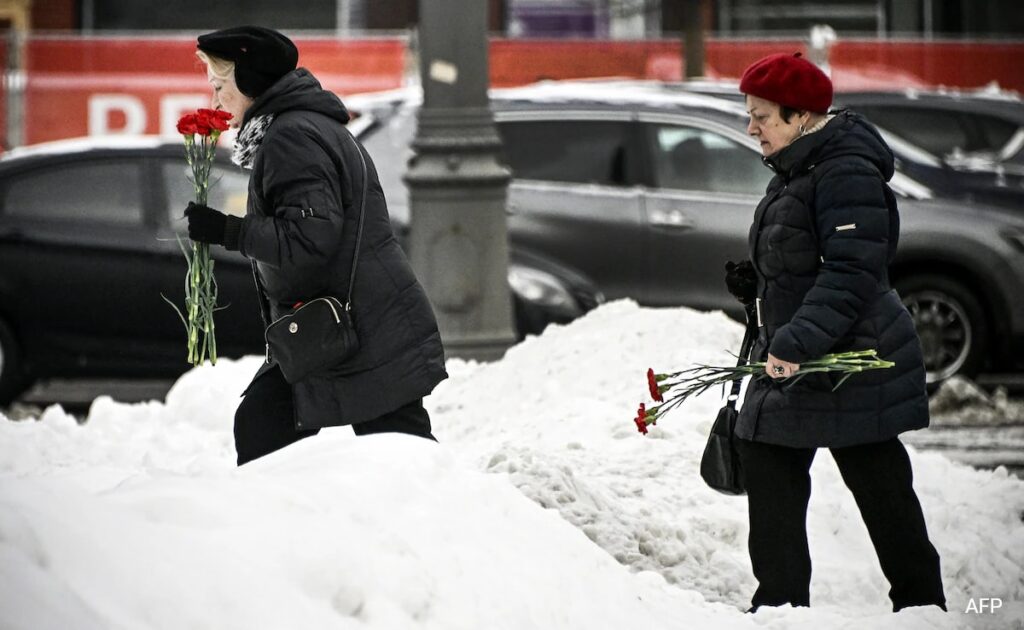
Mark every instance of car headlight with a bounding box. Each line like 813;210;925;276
507;265;579;313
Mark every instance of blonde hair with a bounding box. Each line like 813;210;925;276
196;50;235;81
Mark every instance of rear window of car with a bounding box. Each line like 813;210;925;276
357;107;417;225
498;120;632;187
856;106;971;156
163;161;250;228
4;160;143;224
971;115;1021;154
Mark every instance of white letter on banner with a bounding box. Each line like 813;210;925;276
88;95;146;135
160;95;209;137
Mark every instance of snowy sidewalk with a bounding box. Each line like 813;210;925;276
2;301;1022;630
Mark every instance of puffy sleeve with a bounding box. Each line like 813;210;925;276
235;124;346;270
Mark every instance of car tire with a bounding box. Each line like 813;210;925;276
895;275;988;387
0;317;26;406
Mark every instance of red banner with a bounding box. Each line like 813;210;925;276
13;36;1024;146
491;38;1024;92
831;40;1024;92
23;36;407;145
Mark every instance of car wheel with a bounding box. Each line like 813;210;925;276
895;275;987;386
0;317;27;406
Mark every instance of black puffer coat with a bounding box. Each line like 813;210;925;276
235;69;447;429
736;110;929;448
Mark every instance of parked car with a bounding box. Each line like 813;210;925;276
835;88;1024;209
659;79;1024;210
347;81;1024;386
0;136;603;405
865;125;1024;211
835;88;1024;170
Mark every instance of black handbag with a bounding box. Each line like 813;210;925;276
699;312;756;496
263;132;369;384
265;296;359;383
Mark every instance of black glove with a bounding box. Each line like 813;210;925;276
724;259;757;306
185;202;241;250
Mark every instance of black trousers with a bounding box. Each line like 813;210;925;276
736;437;946;612
234;365;436;466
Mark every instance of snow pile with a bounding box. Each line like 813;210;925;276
929;376;1024;426
2;301;1022;630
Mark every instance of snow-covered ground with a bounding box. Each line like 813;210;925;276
2;301;1022;630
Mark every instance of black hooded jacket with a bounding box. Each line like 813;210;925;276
235;69;447;429
736;110;929;448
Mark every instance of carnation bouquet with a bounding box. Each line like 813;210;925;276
634;350;895;434
164;108;233;366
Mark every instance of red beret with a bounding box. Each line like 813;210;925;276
739;52;833;114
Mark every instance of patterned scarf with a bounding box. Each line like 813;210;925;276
231;114;275;170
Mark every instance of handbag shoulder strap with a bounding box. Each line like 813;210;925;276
726;306;758;410
343;130;369;310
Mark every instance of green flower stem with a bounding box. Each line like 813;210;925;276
170;130;225;366
648;349;895;420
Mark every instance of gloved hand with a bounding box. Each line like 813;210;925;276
185;202;241;250
724;259;757;306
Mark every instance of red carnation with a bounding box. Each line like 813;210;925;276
634;403;648;435
198;108;231;132
176;114;198;135
199;108;232;121
647;368;664;402
193;111;213;136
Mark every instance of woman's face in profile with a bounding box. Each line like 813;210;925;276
745;94;801;157
208;68;253;129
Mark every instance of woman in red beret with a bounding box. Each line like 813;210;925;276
725;52;946;613
185;27;448;464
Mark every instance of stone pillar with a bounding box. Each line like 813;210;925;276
405;0;516;361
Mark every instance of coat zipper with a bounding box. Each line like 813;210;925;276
749;185;785;335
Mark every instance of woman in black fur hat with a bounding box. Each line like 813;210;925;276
187;26;447;465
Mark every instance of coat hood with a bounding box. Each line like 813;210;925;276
242;68;350;127
766;110;895;182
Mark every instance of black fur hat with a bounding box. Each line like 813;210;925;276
197;26;298;98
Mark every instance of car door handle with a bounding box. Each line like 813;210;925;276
649;209;692;231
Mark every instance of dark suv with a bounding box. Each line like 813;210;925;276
349;81;1024;386
0;136;603;404
0;139;263;404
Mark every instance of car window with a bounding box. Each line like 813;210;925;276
855;106;972;156
970;115;1021;154
497;120;632;186
646;124;773;196
1007;147;1024;167
163;161;250;226
4;160;144;224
